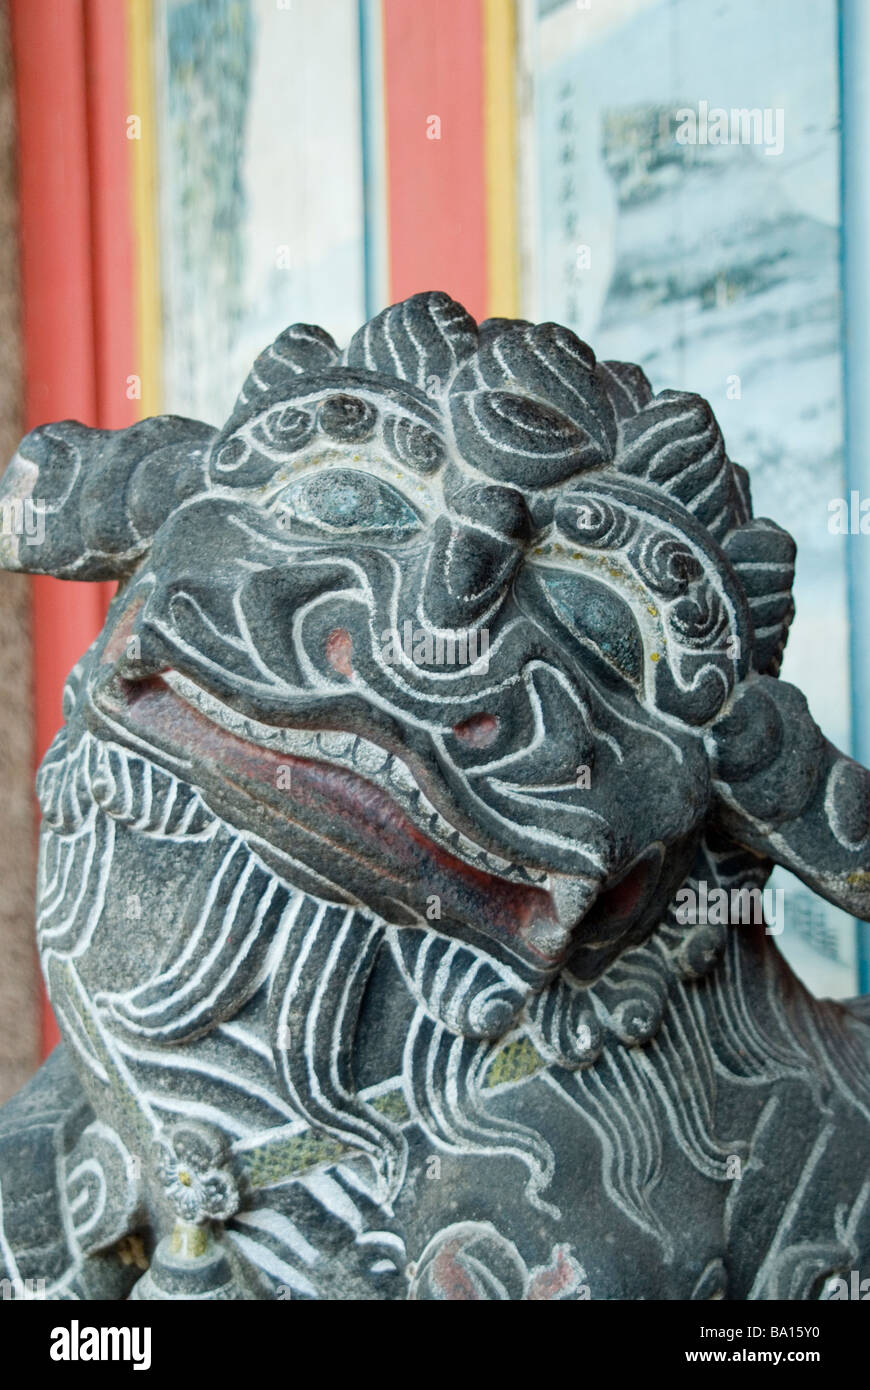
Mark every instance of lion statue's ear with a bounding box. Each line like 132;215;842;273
709;674;870;920
0;415;216;580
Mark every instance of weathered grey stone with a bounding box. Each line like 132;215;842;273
0;292;868;1300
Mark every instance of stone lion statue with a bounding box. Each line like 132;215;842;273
0;292;867;1300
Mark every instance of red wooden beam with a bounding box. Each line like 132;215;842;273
10;0;133;1055
85;0;137;436
382;0;487;322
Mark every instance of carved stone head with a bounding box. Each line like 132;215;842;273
1;293;868;1299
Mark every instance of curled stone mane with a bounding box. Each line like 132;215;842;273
1;292;869;1300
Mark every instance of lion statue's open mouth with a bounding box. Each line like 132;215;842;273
1;293;868;1301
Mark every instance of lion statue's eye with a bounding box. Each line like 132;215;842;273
272;468;423;540
536;568;645;687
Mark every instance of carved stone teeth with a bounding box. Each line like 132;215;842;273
417;802;519;879
286;729;317;754
243;715;273;746
527;920;571;958
511;863;547;885
478;850;504;874
352;740;389;775
164;673;542;883
316;731;355;758
454;827;495;866
387;758;418;796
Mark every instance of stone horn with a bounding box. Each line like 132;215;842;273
709;672;870;919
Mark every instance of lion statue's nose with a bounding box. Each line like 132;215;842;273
422;481;532;628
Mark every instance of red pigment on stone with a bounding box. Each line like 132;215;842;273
452;713;498;747
325;627;353;678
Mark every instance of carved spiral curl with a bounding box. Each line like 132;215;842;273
556;494;637;550
632;531;702;598
668;583;729;649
